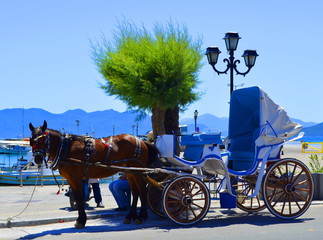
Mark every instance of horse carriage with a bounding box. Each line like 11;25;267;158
29;86;313;228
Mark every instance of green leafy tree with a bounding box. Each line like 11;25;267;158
92;20;203;138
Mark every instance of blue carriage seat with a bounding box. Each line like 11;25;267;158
228;87;262;171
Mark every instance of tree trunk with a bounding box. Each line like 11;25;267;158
164;107;180;155
151;107;166;140
165;107;180;136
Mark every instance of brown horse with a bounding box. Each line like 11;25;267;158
29;120;159;229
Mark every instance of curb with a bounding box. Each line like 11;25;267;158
0;211;123;228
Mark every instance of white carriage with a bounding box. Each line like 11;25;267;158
148;86;313;225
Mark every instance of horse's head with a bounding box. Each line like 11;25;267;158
29;120;50;167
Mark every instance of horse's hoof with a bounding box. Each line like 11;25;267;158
134;219;143;225
74;222;85;229
123;218;131;224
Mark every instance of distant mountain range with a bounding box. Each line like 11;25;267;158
0;108;321;139
0;108;152;139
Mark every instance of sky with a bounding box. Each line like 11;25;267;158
1;0;323;123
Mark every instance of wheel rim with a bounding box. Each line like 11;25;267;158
162;176;210;225
234;176;266;212
263;159;313;219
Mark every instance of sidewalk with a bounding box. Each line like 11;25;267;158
0;183;124;228
1;183;323;229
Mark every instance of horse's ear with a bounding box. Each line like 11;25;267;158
29;123;35;132
41;120;47;131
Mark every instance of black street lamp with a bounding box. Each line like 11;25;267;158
76;120;80;135
194;110;198;132
206;32;258;95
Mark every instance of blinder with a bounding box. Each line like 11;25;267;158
31;130;50;166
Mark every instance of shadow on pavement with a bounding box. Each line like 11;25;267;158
18;209;315;240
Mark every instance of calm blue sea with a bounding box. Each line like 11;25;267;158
300;136;323;142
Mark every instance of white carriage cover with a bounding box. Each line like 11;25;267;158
255;86;302;146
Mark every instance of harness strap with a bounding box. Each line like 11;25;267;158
133;136;141;160
84;138;93;179
51;134;72;170
101;137;113;165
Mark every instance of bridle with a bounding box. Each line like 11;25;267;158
31;130;50;165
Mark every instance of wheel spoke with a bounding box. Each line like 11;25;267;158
189;205;198;218
280;194;288;214
189;182;197;194
291;193;302;210
169;186;183;200
192;202;204;210
295;179;309;187
290;163;297;183
176;184;185;195
191;188;203;198
293;191;307;202
290;169;304;186
271;190;286;207
285;162;289;183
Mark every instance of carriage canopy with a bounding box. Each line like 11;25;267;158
228;86;302;170
229;86;302;146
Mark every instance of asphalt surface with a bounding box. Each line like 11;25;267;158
0;183;123;228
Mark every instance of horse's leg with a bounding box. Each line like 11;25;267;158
123;176;139;224
134;176;148;224
69;180;87;229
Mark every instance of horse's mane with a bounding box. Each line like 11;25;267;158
48;128;63;135
48;128;87;138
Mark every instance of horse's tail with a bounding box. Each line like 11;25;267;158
143;141;160;167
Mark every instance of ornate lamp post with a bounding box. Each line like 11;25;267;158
205;32;258;95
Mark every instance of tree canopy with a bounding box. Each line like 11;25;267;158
92;20;204;137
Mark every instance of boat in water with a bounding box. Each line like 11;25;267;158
0;139;31;154
0;153;67;186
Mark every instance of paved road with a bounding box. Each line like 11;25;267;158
2;203;323;240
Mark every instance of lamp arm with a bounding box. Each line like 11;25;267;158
233;59;252;76
211;58;230;75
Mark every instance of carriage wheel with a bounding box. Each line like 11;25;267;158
162;176;210;225
263;158;313;219
147;184;166;217
233;175;266;212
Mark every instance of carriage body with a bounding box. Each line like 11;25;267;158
152;86;313;225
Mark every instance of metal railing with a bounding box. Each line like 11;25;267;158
301;142;323;153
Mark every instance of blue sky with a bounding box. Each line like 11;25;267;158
1;0;322;123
